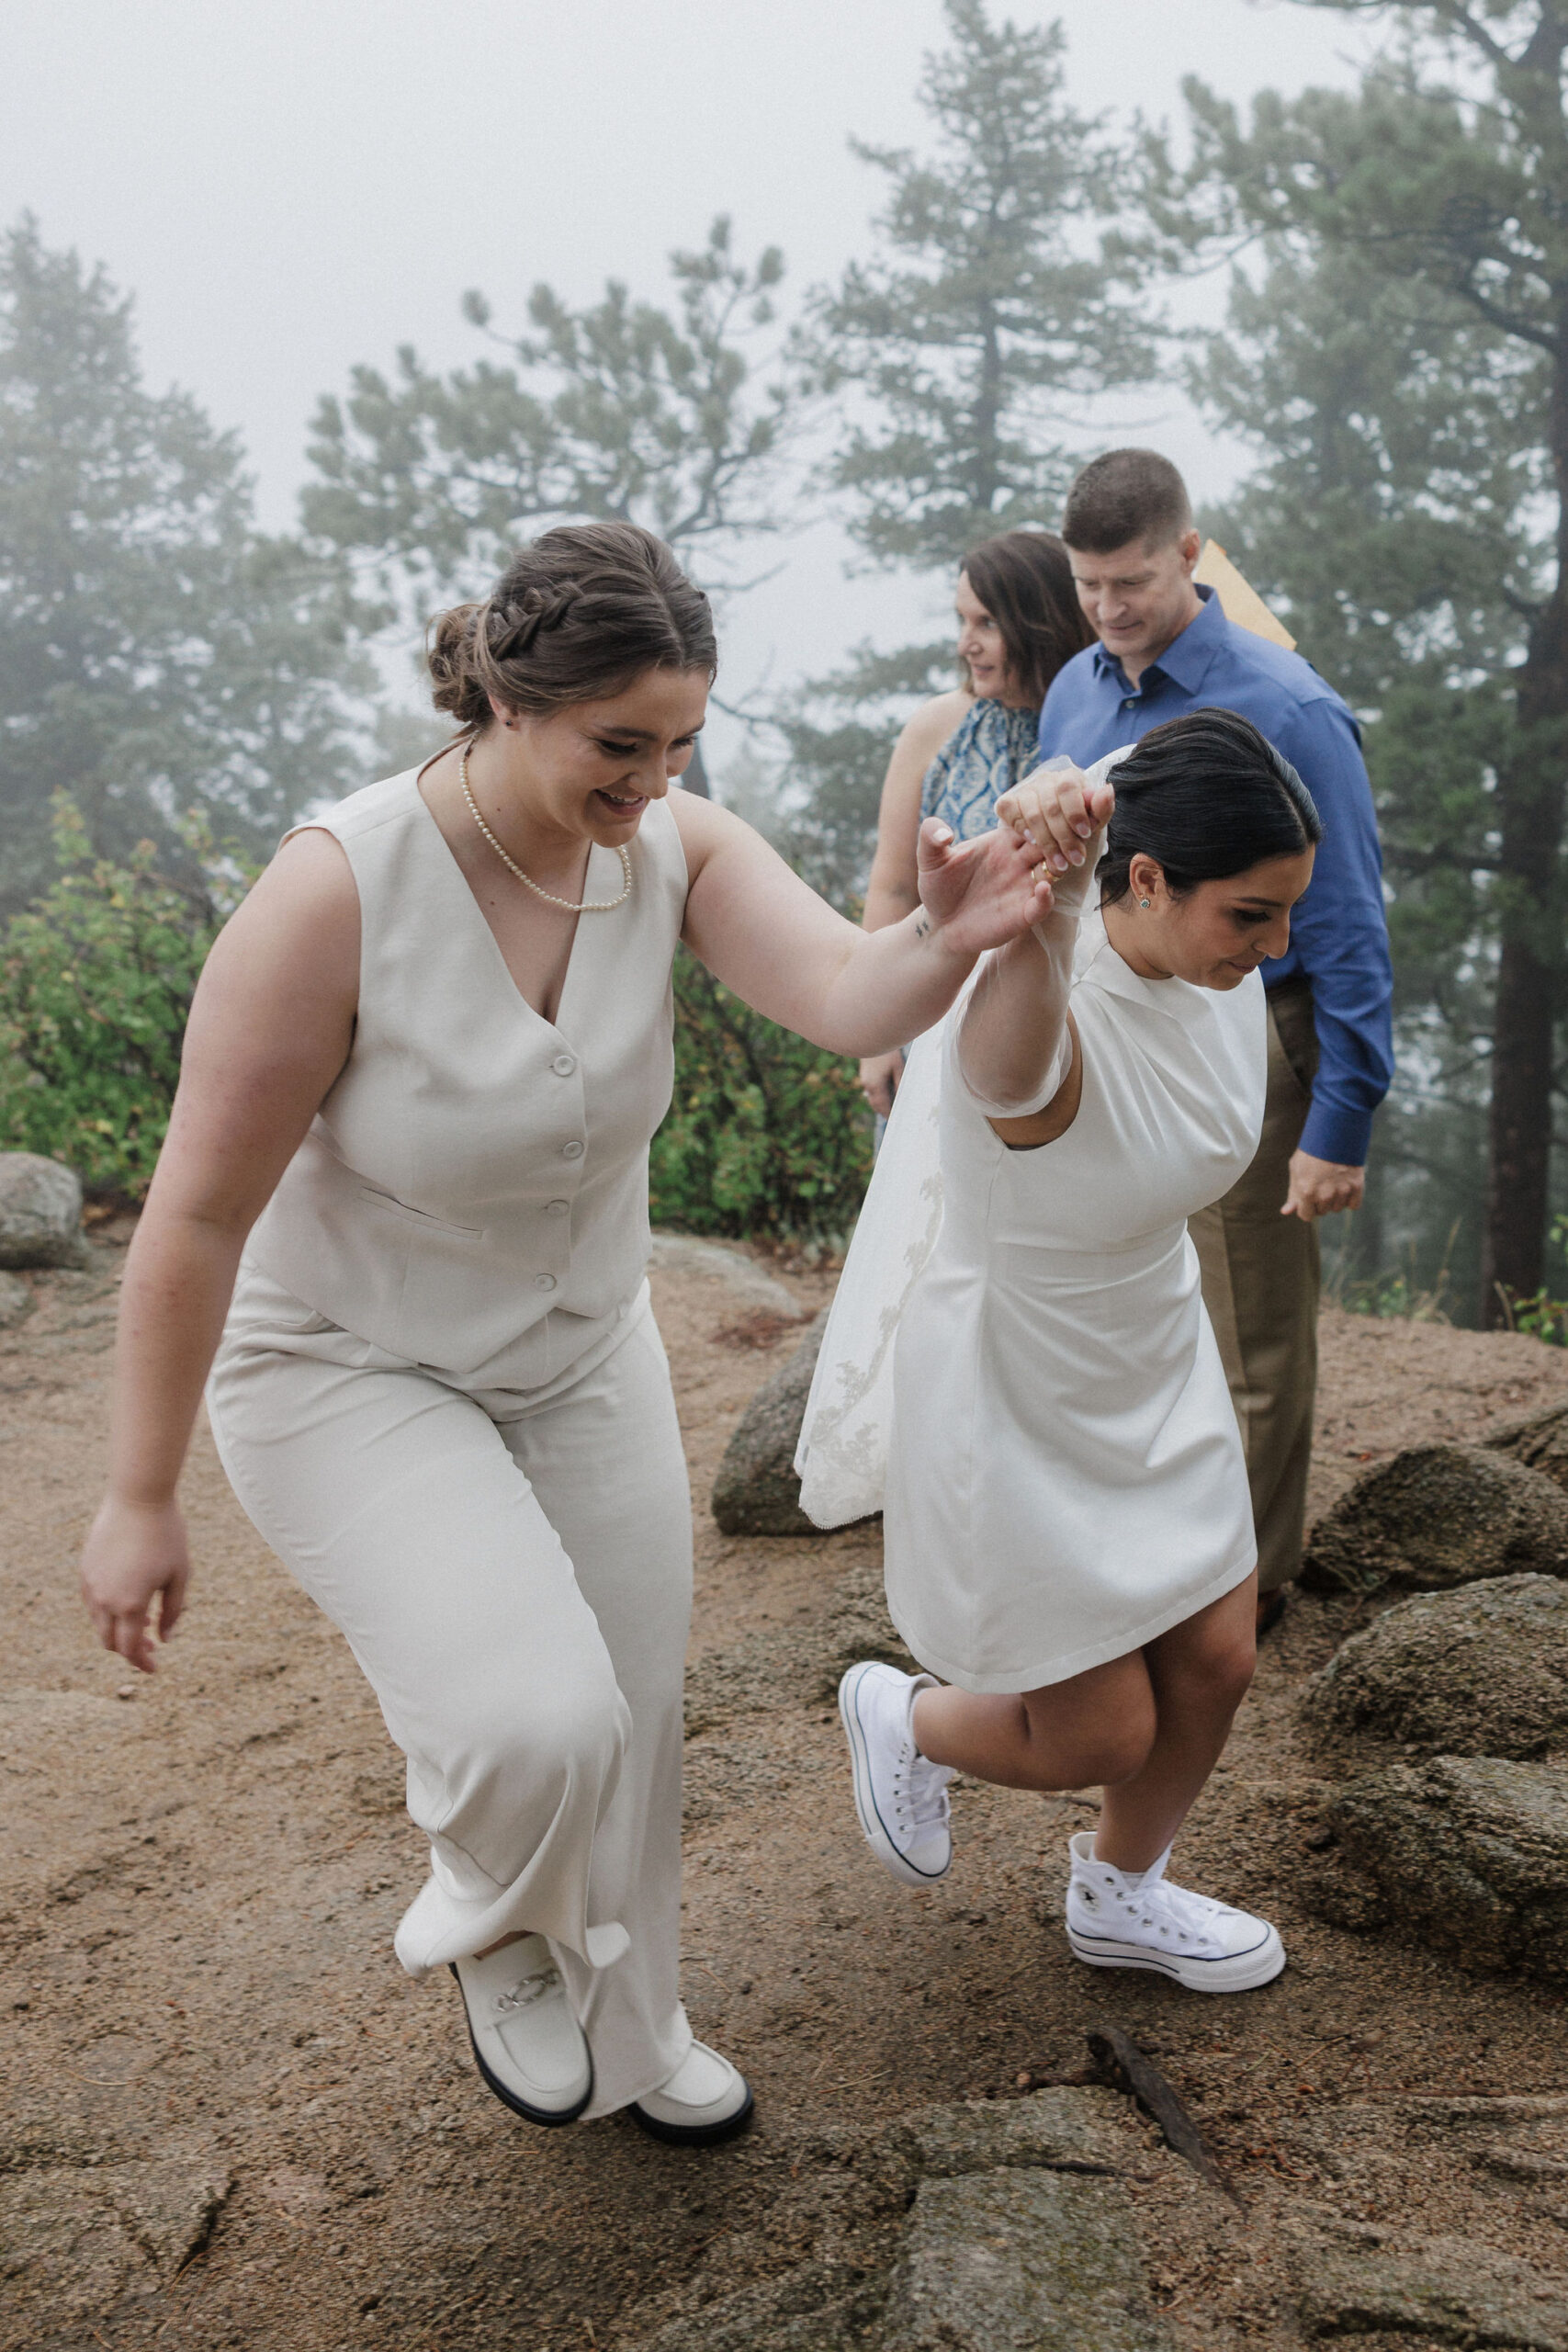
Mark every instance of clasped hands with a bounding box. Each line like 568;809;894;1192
994;761;1114;915
862;773;1105;1115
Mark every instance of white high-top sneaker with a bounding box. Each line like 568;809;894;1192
1065;1833;1285;1993
452;1935;592;2123
838;1660;955;1887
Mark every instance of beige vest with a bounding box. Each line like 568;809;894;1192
245;768;688;1387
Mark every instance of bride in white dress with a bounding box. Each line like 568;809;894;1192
800;709;1322;1993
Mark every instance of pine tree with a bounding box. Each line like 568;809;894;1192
1161;3;1568;1319
775;1;1155;899
0;216;367;906
804;0;1156;571
304;216;794;796
1189;223;1535;1310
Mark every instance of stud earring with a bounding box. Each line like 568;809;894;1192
1139;897;1151;909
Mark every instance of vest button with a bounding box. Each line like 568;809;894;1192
545;1198;570;1216
534;1273;558;1292
551;1053;577;1077
561;1139;585;1160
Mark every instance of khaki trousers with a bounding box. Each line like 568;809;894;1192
1189;984;1320;1597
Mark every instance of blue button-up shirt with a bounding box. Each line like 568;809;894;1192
1037;586;1393;1166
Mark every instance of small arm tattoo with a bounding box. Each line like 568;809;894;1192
913;913;931;939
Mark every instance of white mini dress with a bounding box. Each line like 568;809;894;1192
879;919;1267;1694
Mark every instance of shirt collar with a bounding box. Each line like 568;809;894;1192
1091;583;1227;696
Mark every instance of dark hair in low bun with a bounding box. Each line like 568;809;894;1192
1098;709;1322;907
427;521;716;730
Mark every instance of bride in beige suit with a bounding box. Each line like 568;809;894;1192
77;522;1053;2147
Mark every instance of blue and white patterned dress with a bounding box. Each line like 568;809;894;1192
920;699;1041;838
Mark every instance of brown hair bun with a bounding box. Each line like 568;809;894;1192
426;522;716;729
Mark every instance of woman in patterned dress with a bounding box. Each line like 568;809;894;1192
859;532;1094;1119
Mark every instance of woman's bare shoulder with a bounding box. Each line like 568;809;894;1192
247;824;359;920
899;688;974;758
203;825;360;1006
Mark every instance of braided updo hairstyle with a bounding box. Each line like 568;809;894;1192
427;521;716;729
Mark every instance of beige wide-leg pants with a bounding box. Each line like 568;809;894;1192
206;1269;694;2120
1190;984;1321;1599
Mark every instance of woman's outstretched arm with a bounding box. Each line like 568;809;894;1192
954;766;1113;1141
672;795;1055;1055
79;831;359;1672
959;757;1114;1124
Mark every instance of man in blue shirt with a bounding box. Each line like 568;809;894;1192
1040;449;1393;1624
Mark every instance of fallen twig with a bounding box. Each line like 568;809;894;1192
1086;2025;1242;2209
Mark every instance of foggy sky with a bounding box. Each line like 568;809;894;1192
2;1;1380;771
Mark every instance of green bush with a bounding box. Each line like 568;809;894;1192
0;799;230;1195
0;814;875;1234
650;947;874;1239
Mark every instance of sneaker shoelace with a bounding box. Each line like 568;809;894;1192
1103;1873;1227;1954
492;1962;563;2017
891;1736;952;1839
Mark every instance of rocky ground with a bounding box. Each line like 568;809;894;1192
9;1230;1568;2348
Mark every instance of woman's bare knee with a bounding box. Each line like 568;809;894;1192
1158;1617;1256;1714
1081;1714;1158;1789
1189;1628;1257;1710
1019;1684;1156;1791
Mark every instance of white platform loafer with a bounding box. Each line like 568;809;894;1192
1065;1832;1286;1994
630;2041;754;2147
452;1935;592;2125
839;1660;954;1888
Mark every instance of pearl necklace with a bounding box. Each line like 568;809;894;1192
459;742;634;913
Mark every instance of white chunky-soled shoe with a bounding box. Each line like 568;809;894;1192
1065;1833;1285;1993
452;1935;592;2125
839;1660;955;1888
630;2041;754;2146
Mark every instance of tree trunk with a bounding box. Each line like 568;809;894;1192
1483;896;1559;1319
1482;606;1568;1323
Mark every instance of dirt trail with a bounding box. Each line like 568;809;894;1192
6;1234;1568;2349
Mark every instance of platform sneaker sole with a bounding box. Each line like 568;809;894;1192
837;1665;951;1888
1066;1923;1286;1994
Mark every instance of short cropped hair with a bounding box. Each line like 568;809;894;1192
1062;449;1195;555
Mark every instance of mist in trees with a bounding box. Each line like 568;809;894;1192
1149;0;1568;1321
6;0;1567;1310
0;216;369;910
303;215;795;796
804;0;1156;571
774;0;1158;899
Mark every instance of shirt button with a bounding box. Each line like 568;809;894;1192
534;1273;557;1293
551;1053;577;1077
545;1198;570;1216
1122;697;1134;709
561;1139;585;1160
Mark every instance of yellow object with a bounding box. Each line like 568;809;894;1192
1194;539;1297;651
